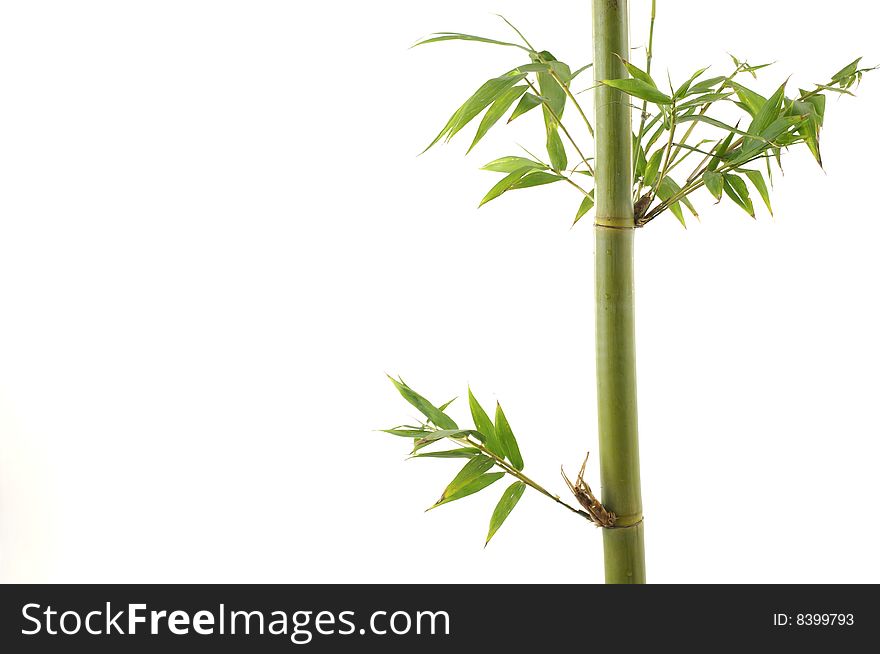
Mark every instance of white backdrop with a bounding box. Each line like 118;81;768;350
1;0;878;583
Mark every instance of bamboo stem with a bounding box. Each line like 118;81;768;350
592;0;646;584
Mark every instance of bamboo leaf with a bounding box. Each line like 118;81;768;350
620;59;657;87
722;173;755;218
508;92;544;122
388;376;458;429
703;170;723;201
468;387;504;457
570;63;593;80
643;149;664;187
479;166;533;206
533;51;568;171
414;32;529;50
741;169;773;215
708;130;737;172
657;177;687;227
481;156;547;173
676;114;756;138
486;481;526;545
442;455;495;495
438;397;457;412
430;472;505;509
382;428;430;438
510;171;565;189
831;57;862;84
573;192;595;226
745;80;788;153
495;403;524;470
727;81;767;116
677;91;734;110
423;72;527;152
411;448;481;459
601;78;673;104
412;428;481;453
674;66;711;99
468;85;528;153
687;75;727;96
546;128;567;171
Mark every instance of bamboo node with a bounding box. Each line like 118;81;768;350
561;453;617;528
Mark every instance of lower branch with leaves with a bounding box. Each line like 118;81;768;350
382;377;614;545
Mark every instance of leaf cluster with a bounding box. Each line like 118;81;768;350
415;15;873;228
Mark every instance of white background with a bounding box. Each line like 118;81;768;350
1;0;878;584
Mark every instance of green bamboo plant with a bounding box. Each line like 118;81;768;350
380;2;873;583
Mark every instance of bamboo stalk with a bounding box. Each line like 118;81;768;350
592;0;646;584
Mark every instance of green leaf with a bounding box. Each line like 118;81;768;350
620;59;657;87
468;85;528;153
438;397;457;412
573;192;595;226
727;81;767;117
722;173;755;218
508;92;544;122
411;428;481;453
411;448;481;459
479;166;533;206
430;472;505;509
703;170;723;201
388;376;458;429
676;114;757;138
510;171;565;189
687;75;727;96
546;128;567;171
831;57;862;84
468;387;504;457
382;428;429;437
643;149;664;188
414;32;529;50
675;66;710;99
677;91;734;110
741;169;772;215
481;156;547;173
708;130;737;172
601;78;673;104
745;80;787;153
570;63;593;80
657;177;687;227
443;455;495;494
423;72;527;152
494;403;524;470
532;52;569;171
486;481;526;545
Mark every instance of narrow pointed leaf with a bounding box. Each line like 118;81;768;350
644;149;664;187
411;448;481;459
510;171;565;189
443;455;495;496
468;388;504;457
495;403;524;470
727;81;767;116
546;128;567;171
468;85;528;153
573;192;595;226
601;78;673;104
703;170;723;201
382;428;430;438
742;169;772;215
414;33;529;50
745;80;787;153
722;173;755;218
430;472;504;509
479;166;533;206
486;481;526;545
508;92;544;122
657;177;687;227
620;59;656;87
481;156;547;173
388;376;458;429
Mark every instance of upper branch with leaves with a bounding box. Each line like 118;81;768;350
414;15;874;229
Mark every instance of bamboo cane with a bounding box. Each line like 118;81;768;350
592;0;646;583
